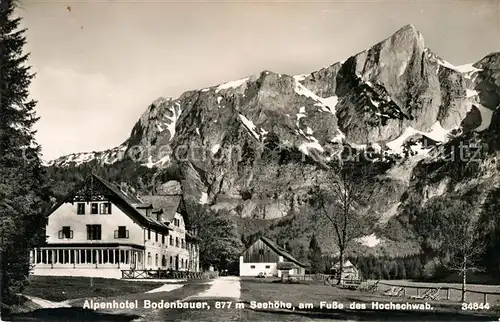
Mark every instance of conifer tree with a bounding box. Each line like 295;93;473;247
0;0;49;314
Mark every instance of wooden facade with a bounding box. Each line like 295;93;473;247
239;237;306;277
241;238;280;263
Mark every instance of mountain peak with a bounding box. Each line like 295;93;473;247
398;24;417;32
389;24;423;45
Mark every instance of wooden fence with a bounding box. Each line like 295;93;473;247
121;269;219;280
377;282;500;305
282;273;331;281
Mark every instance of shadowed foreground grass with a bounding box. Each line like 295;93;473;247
7;307;141;321
23;276;166;302
239;278;500;321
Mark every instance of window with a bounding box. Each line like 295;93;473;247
258;249;264;255
155;232;158;242
155;254;158;266
162;255;166;267
169;236;173;246
86;225;101;240
265;265;270;269
181;239;185;249
175;237;179;247
147;252;151;265
170;256;173;267
59;226;73;239
115;226;129;239
77;203;85;215
250;265;256;269
99;202;112;214
162;234;165;244
90;203;98;214
147;228;151;240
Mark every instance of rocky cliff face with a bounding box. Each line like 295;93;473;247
47;25;500;253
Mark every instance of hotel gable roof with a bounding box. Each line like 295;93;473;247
46;174;174;234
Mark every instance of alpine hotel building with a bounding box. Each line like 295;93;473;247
30;174;200;278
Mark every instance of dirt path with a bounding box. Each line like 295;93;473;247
145;283;184;294
184;276;241;300
141;276;242;321
23;295;71;309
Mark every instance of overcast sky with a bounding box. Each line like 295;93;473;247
21;0;499;161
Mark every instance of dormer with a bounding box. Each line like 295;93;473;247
152;209;163;222
133;203;153;217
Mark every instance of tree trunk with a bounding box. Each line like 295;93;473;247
337;251;344;285
461;269;467;302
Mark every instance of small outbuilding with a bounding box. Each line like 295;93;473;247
331;260;360;282
239;237;306;277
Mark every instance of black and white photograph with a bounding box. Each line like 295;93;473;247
1;0;499;321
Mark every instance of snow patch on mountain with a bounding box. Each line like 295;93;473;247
298;139;324;155
260;128;269;141
370;98;380;107
455;63;483;73
323;96;339;110
466;89;479;98
165;102;182;141
356;234;381;247
211;144;221;154
144;156;155;168
386;122;451;155
474;105;495;132
294;79;337;114
238;114;260;140
350;142;368;150
216;77;249;93
47;143;128;167
198;192;209;204
409;142;433;157
293;74;308;82
437;59;458;71
143;155;170;169
438;60;483;75
426;122;450;142
296;106;307;128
